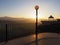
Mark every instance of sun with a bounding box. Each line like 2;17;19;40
31;13;43;19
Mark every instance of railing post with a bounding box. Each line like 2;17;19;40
5;24;8;43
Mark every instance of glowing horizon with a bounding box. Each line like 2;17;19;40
0;0;60;19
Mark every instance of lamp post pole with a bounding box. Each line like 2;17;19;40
35;5;39;45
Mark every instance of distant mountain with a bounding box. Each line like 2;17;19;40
0;16;21;20
0;16;35;24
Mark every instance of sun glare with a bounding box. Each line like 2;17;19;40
31;13;44;19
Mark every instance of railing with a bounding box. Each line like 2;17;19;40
0;24;60;45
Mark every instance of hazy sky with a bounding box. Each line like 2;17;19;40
0;0;60;19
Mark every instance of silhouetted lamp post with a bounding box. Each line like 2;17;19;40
35;5;39;45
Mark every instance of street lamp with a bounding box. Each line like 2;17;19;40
35;5;39;45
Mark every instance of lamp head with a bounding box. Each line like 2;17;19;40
35;5;39;10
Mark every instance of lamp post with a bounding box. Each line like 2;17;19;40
35;5;39;45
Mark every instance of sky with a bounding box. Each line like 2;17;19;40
0;0;60;19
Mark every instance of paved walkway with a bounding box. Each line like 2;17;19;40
0;33;60;45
